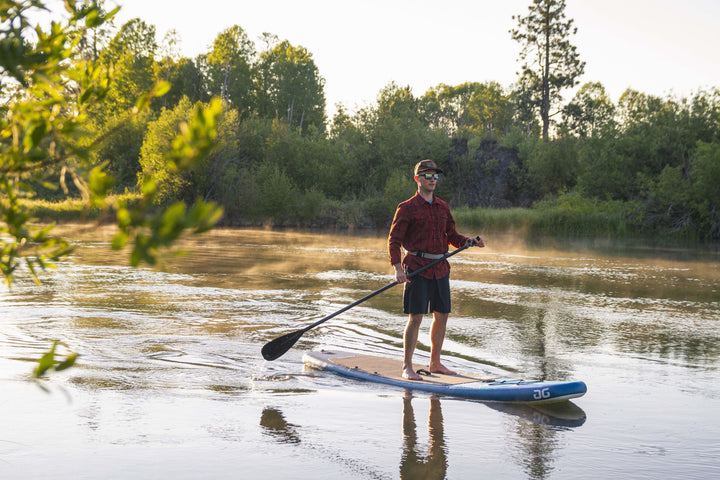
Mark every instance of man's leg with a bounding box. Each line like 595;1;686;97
429;312;456;375
402;314;424;380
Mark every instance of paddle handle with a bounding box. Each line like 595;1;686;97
303;242;472;332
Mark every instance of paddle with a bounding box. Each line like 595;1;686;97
261;242;473;361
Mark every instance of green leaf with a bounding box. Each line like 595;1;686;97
88;166;114;207
55;352;78;371
34;341;58;378
152;80;171;97
24;121;48;151
112;231;129;250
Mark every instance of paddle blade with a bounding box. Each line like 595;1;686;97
261;329;305;361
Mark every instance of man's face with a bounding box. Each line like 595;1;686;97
415;171;439;192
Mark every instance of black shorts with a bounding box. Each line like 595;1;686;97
403;270;451;314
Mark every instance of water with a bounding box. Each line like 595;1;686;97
1;226;719;479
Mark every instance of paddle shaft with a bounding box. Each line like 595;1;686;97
301;242;472;334
261;242;473;360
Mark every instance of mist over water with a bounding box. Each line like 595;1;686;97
2;227;719;479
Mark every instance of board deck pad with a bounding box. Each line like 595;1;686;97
303;350;587;404
331;354;499;385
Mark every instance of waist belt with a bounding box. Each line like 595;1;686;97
408;251;445;260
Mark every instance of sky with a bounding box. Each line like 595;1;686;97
108;0;720;117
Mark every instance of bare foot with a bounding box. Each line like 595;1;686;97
402;365;423;381
429;363;456;375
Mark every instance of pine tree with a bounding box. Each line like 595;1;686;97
510;0;585;141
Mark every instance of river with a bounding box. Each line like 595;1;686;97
1;226;719;479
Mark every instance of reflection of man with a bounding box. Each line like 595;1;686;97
400;392;447;480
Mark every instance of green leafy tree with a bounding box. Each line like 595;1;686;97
560;82;616;138
93;110;152;191
466;82;514;138
256;39;326;132
206;25;255;116
159;56;210;108
525;136;579;198
510;0;585;140
575;138;636;200
359;83;449;194
421;83;476;135
421;82;513;139
327;106;371;199
100;18;158;117
690;141;720;238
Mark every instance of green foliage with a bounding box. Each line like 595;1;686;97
560;82;616;138
453;194;641;238
524;136;580;198
576;138;636;200
138;97;195;202
531;192;641;236
690;142;720;212
100;18;158;115
689;141;720;238
1;0;223;287
364;169;417;227
299;187;326;222
114;98;225;265
258;163;297;221
93;110;152;191
256;39;326;131
421;82;513;138
206;25;255;115
0;0;114;285
33;341;77;378
3;0;719;257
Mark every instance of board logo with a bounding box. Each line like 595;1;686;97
533;387;551;400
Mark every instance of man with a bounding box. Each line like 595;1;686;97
388;160;484;380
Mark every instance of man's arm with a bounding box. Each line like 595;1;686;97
388;204;408;266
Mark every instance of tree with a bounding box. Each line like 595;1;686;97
510;0;585;141
206;25;255;116
70;0;117;61
98;18;158;118
560;82;616;138
421;82;513;138
465;82;513;138
690;141;720;238
256;39;326;132
361;83;449;195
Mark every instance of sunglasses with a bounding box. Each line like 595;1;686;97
418;173;440;180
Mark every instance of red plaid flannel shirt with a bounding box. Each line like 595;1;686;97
388;193;468;279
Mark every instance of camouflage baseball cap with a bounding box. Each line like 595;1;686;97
414;160;443;175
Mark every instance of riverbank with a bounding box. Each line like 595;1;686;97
16;195;716;248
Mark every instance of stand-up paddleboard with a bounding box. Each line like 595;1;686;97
303;350;587;404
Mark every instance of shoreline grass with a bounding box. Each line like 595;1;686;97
13;195;713;247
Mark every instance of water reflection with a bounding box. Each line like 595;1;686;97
260;407;301;444
258;393;587;480
398;391;586;480
400;392;447;480
486;401;586;429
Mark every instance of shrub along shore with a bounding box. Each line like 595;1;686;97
20;195;714;246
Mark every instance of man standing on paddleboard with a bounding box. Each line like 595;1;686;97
388;160;485;381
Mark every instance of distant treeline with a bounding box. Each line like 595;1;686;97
35;14;720;241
